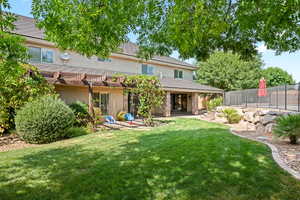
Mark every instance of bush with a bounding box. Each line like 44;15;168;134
15;96;75;144
117;111;126;121
273;114;300;144
207;97;223;111
65;127;90;138
69;101;91;127
222;108;242;124
94;107;105;126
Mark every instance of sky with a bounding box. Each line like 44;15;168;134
8;0;300;82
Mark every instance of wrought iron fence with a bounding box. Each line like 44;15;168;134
224;83;300;112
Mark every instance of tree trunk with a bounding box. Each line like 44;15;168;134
289;135;298;145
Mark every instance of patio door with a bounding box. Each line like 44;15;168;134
93;93;109;115
171;94;188;113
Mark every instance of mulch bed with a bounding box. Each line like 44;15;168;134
0;134;36;153
199;114;300;174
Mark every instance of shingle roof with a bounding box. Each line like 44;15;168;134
35;63;222;93
160;78;223;93
13;15;196;68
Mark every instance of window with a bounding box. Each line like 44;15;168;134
141;64;154;75
97;57;112;62
93;93;109;115
193;71;197;80
28;47;54;63
174;69;183;79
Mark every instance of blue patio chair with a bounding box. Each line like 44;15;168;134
105;115;116;124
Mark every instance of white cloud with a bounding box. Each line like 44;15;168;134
256;44;268;53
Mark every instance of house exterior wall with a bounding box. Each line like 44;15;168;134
55;85;126;117
25;40;195;81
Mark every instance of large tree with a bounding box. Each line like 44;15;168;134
196;51;263;91
32;0;300;60
0;0;53;133
262;67;296;87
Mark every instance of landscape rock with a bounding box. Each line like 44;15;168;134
265;123;276;135
261;115;278;125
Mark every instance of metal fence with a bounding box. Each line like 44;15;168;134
224;83;300;112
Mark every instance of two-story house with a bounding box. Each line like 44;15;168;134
13;15;222;117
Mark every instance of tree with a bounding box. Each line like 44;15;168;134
114;74;165;126
32;0;300;60
0;1;53;133
262;67;295;87
197;51;263;91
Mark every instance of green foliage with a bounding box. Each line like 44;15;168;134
117;111;126;121
0;0;16;32
120;74;164;126
93;107;105;126
273;114;300;144
65;127;90;138
262;67;295;87
32;0;300;60
0;2;54;134
222;108;242;124
15;96;75;144
207;97;223;111
69;101;91;127
197;51;263;91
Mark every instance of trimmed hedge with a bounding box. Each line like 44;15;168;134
15;96;75;144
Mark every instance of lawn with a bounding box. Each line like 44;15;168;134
0;118;300;200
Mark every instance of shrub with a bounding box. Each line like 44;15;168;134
15;96;75;144
273;114;300;144
69;101;91;127
207;97;223;111
65;127;90;138
117;111;126;121
94;107;105;125
222;108;242;124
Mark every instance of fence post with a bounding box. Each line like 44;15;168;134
223;91;226;106
276;87;279;109
245;90;248;108
285;84;287;110
298;83;300;112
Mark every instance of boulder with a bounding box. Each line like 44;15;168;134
264;123;275;134
261;115;277;125
256;123;265;135
244;112;255;122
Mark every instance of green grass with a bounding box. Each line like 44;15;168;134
1;118;300;200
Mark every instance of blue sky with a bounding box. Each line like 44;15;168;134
9;0;300;82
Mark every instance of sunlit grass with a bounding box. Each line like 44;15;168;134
0;118;299;200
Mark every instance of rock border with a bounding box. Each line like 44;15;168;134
230;128;300;180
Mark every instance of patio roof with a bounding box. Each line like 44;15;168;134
35;64;222;93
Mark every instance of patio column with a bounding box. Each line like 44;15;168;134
192;92;199;115
163;91;171;117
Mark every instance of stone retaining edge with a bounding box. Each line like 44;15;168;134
230;128;300;180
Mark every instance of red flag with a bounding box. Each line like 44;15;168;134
258;78;267;97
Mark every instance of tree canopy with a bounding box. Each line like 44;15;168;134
262;67;296;87
196;51;263;91
0;1;53;133
32;0;300;60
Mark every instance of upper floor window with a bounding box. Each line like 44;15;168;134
142;64;154;75
174;69;183;79
193;71;197;80
97;57;112;62
28;47;54;63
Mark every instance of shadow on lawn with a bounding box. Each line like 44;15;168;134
1;126;300;200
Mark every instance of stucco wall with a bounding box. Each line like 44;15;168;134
26;41;194;81
55;85;126;117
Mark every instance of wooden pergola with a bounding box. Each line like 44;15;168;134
41;71;126;122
